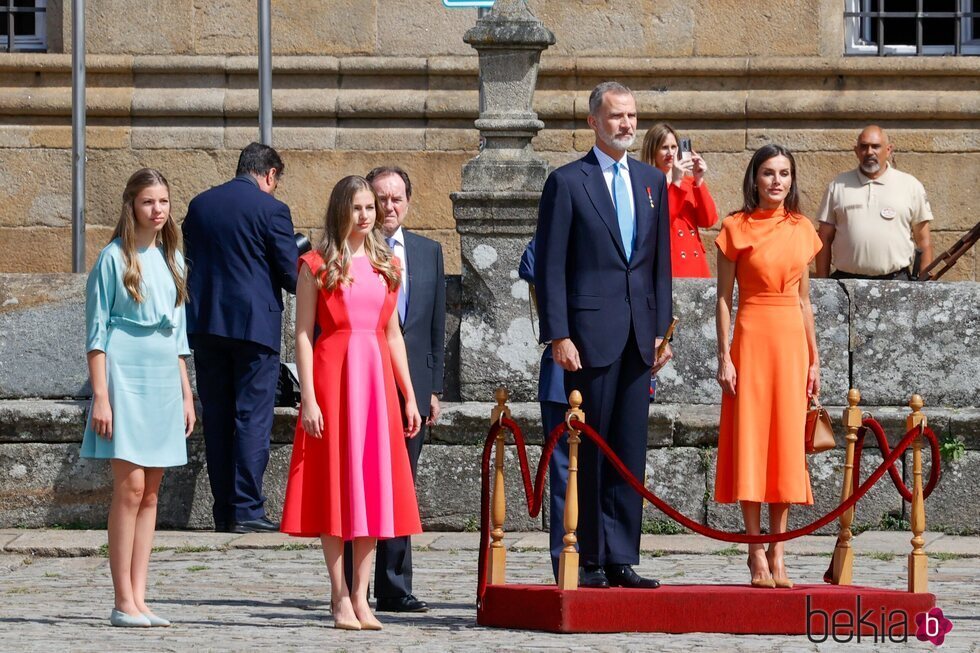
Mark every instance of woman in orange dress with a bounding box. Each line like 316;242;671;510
714;144;822;588
641;123;719;278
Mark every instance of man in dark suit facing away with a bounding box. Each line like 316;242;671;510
366;165;445;613
182;142;298;534
534;82;673;589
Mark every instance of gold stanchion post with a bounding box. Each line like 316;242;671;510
832;388;862;585
489;387;511;585
907;394;929;593
558;390;584;590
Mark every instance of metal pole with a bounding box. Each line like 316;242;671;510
71;0;86;272
477;7;488;115
257;0;272;145
6;0;15;54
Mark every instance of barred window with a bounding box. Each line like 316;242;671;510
0;0;47;53
845;0;980;55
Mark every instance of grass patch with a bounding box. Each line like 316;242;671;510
187;565;210;572
43;572;60;578
647;549;667;558
866;551;895;561
878;512;911;532
50;521;103;530
278;543;310;551
462;517;479;533
97;544;110;558
713;546;742;556
938;435;966;463
7;587;30;594
928;552;967;561
173;545;216;554
938;525;978;536
641;519;686;535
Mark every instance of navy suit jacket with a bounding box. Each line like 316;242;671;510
400;230;446;415
519;239;566;404
534;149;672;368
182;176;298;353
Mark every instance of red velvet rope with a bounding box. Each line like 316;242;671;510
853;417;940;501
476;415;938;606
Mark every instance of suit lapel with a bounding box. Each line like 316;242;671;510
401;230;415;329
581;153;629;263
630;159;652;253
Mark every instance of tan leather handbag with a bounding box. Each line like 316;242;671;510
805;396;836;454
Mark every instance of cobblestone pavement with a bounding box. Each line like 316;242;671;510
1;531;977;652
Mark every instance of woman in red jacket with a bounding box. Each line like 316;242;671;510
641;123;719;277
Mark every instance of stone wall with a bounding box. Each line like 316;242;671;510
1;0;978;278
1;273;977;534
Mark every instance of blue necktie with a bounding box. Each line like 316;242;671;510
612;162;634;260
386;237;408;323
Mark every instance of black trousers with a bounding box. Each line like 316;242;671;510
192;335;279;525
345;422;426;598
564;329;649;567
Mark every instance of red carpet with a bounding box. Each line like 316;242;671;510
478;584;936;636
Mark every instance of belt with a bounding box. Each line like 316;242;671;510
830;268;911;281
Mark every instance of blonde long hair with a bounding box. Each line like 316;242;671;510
110;168;188;306
314;175;400;292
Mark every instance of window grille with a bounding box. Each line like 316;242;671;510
845;0;980;55
0;0;47;53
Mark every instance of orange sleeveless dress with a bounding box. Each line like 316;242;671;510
714;207;822;505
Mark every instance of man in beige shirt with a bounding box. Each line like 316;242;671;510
816;126;933;280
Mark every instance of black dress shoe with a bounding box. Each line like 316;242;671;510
231;517;280;533
375;594;429;613
605;564;661;589
579;565;610;588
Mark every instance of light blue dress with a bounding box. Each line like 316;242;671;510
80;239;190;467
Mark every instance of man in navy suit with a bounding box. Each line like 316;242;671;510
367;166;445;613
182;143;298;534
534;82;673;589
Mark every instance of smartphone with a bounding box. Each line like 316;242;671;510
678;137;693;161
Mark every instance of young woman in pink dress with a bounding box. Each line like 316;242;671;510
281;175;422;630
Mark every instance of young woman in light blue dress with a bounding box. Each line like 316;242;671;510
81;168;195;628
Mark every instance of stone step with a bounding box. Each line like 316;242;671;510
1;399;977;534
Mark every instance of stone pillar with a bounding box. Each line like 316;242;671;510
451;0;555;402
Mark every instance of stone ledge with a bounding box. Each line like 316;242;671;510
3;54;977;76
2;400;976;449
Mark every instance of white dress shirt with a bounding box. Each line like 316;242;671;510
386;226;408;299
592;145;635;218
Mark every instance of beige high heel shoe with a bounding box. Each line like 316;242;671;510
748;552;776;588
767;551;795;589
331;599;362;630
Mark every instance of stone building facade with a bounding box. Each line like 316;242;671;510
1;1;978;535
1;0;978;279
